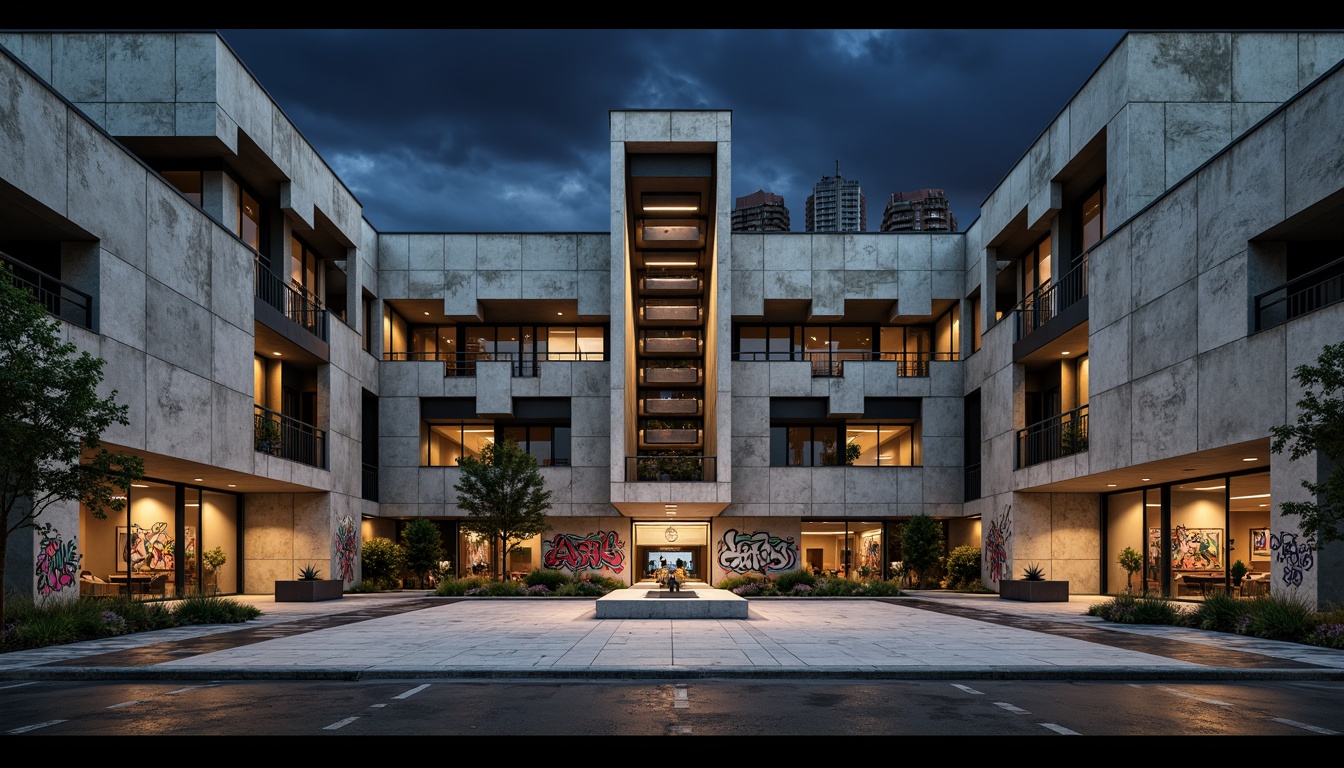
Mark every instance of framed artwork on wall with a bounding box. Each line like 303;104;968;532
1171;526;1222;571
1251;528;1270;561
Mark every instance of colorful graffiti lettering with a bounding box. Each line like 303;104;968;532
985;506;1011;583
1270;532;1314;587
542;531;626;573
35;523;80;596
336;516;357;582
716;528;797;574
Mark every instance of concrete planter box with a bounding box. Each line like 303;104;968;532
999;580;1069;602
275;579;344;602
641;277;700;293
642;367;700;385
642;337;700;354
642;306;701;323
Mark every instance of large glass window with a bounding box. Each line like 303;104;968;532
770;422;921;467
1079;183;1106;256
800;520;886;578
423;422;571;467
240;188;261;254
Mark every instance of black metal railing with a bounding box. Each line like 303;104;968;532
964;463;981;501
1254;255;1344;331
1;251;93;329
361;463;378;502
625;455;717;482
1014;254;1089;340
254;258;329;342
732;350;954;377
1016;404;1089;468
254;404;327;469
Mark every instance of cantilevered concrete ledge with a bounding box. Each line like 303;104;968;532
595;586;749;619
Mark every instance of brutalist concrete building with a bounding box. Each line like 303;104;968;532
1;30;1341;608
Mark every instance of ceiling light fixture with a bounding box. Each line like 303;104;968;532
641;193;699;212
1243;457;1259;461
1230;493;1271;500
1193;485;1226;491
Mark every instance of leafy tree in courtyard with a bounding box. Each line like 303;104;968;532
1270;340;1344;547
360;536;404;590
0;264;144;620
453;437;551;581
401;517;444;587
900;514;945;588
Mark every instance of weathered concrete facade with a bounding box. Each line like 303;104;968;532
2;30;1342;606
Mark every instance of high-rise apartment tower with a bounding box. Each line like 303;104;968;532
731;189;791;232
879;189;957;232
805;163;866;232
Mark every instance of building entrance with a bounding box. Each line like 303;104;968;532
634;521;709;583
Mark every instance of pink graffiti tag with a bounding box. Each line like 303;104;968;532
543;531;626;573
986;506;1011;583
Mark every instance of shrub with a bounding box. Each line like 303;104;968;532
436;575;490;596
483;579;526;597
773;569;818;592
586;575;627;593
1244;592;1318;641
812;576;866;596
945;545;981;590
901;514;945;588
174;595;262;625
730;581;771;597
1088;593;1187;625
1307;622;1344;649
1188;592;1249;633
524;568;571;590
863;579;904;597
361;537;405;589
524;584;552;596
716;574;762;592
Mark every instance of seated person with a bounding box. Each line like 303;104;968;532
666;572;681;592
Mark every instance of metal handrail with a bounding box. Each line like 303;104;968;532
1013;253;1089;340
1016;404;1089;468
254;404;327;469
1;251;93;329
361;462;378;502
732;350;954;377
1254;255;1344;331
254;258;329;342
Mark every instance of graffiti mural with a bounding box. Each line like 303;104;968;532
35;523;80;596
1270;532;1315;586
716;528;797;574
985;506;1011;583
542;531;626;573
335;516;357;582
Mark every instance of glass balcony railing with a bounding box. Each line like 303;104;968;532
1016;404;1088;469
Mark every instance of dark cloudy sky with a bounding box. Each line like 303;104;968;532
218;29;1125;235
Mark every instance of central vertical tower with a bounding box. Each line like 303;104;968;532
609;111;732;522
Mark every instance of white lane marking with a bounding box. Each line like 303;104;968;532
951;684;983;695
107;700;144;709
394;684;431;699
323;716;360;730
1040;723;1079;735
1158;687;1232;706
370;703;387;708
0;682;37;690
8;720;66;734
1271;718;1339;735
993;702;1031;714
167;686;207;695
674;685;689;709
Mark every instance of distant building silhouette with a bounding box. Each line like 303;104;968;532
732;189;791;232
879;189;958;232
805;163;866;232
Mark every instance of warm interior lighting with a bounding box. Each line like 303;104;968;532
642;223;700;241
1141;478;1150;482
193;478;203;482
228;484;237;487
131;484;150;488
1230;493;1271;500
1146;503;1161;507
665;504;678;510
1107;483;1116;487
645;260;697;267
1193;485;1226;491
1061;351;1070;355
642;193;699;212
1243;457;1259;462
185;503;200;508
272;351;282;356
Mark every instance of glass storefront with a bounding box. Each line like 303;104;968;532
1104;470;1270;599
800;520;885;579
79;479;240;598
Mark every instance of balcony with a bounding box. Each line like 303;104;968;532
1255;255;1344;331
639;335;702;356
964;463;981;501
362;463;378;502
625;455;717;482
640;303;702;325
1013;254;1088;341
254;404;327;469
254;259;328;342
640;275;702;294
2;250;93;329
639;428;703;450
640;397;702;417
1016;404;1088;469
734;350;951;377
639;365;702;387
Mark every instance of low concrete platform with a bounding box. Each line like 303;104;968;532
595;586;749;619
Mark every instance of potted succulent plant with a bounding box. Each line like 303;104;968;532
999;561;1070;602
275;562;344;602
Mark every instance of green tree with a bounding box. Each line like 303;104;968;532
453;437;552;581
401;518;444;587
1118;546;1143;594
0;264;144;620
360;536;405;589
900;514;945;588
1270;341;1344;547
945;545;982;590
